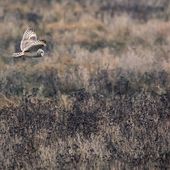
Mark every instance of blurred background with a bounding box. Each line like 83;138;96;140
0;0;170;99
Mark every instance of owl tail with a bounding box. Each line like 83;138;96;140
12;52;24;58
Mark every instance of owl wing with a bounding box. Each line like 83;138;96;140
23;40;46;52
20;28;37;52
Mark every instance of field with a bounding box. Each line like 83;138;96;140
0;0;170;169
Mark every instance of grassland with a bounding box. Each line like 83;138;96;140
0;0;170;169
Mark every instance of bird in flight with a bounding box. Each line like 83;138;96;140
12;28;46;59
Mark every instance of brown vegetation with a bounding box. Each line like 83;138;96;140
0;0;170;169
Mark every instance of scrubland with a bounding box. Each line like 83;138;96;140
0;0;170;169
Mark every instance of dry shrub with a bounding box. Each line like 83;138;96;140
0;1;170;169
118;47;156;73
0;91;169;169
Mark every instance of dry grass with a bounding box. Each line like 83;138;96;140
0;0;170;169
0;92;169;169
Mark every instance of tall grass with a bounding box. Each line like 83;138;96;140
0;0;170;169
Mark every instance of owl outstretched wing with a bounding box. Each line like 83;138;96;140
20;28;37;52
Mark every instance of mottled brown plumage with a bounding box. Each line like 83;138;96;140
12;28;46;58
